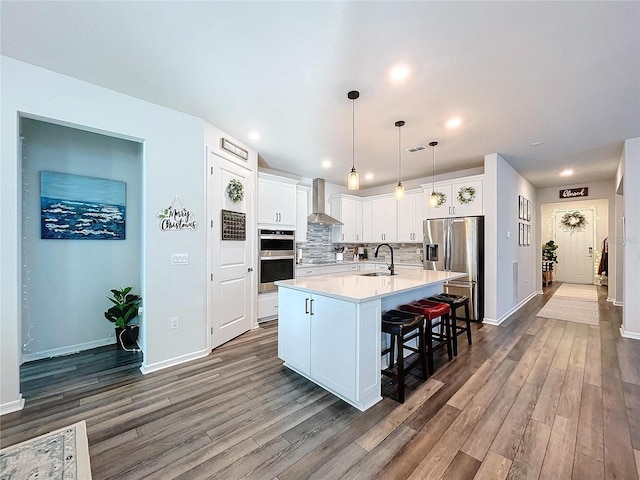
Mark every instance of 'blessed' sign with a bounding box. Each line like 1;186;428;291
559;187;588;199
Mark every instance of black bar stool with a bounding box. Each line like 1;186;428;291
381;309;428;403
428;293;471;356
399;299;452;373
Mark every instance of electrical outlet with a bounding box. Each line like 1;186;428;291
171;254;189;266
170;316;179;329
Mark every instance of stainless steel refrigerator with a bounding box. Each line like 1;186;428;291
423;216;484;321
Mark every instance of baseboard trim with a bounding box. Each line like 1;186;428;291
21;337;114;363
483;291;538;326
614;300;624;307
0;395;25;416
620;327;640;340
140;348;209;375
607;297;615;303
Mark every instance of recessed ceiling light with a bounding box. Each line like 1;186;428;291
389;65;410;82
446;117;462;129
248;131;260;141
365;173;374;181
560;169;574;177
321;159;332;169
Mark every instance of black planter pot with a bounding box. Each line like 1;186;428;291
115;325;139;350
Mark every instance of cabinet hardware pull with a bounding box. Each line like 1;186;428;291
310;298;314;315
305;298;309;314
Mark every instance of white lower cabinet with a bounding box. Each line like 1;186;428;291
278;288;312;375
257;291;278;321
278;287;381;410
309;294;357;399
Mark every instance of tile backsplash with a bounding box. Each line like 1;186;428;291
296;224;423;264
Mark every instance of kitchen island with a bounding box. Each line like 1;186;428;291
275;269;466;411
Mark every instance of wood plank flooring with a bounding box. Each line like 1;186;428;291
1;283;638;479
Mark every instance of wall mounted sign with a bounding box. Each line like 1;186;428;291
221;138;249;161
40;171;126;240
221;209;246;240
157;196;197;231
559;187;588;199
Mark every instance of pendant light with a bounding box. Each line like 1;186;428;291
347;90;360;190
429;141;439;206
395;120;405;200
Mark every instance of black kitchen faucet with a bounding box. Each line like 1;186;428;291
374;243;395;276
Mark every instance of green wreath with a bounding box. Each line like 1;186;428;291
457;186;476;204
431;191;447;207
560;211;587;232
226;179;244;203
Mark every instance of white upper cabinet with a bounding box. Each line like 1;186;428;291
361;199;373;243
296;185;310;242
330;194;362;243
426;175;484;219
397;189;425;243
257;172;298;227
370;194;397;243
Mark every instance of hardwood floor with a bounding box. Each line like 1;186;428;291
2;284;639;479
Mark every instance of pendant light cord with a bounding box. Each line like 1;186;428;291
430;141;437;192
352;97;355;170
432;144;435;191
398;126;402;183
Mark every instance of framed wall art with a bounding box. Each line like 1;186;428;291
518;195;524;220
40;171;125;240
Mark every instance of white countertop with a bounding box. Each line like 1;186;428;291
276;269;466;303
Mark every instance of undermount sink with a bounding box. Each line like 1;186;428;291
359;272;392;277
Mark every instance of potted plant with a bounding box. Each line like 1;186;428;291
542;240;558;263
104;286;142;349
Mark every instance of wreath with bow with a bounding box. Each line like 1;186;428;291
560;211;587;232
226;179;244;203
457;186;476;204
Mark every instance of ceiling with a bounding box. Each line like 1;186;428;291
2;1;639;189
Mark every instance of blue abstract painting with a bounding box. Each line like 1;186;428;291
40;171;126;240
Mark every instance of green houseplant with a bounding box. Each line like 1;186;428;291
542;240;558;263
104;286;142;349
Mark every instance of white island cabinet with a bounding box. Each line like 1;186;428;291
276;268;466;411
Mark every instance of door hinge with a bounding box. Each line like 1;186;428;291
211;273;214;281
211;220;214;228
211;327;213;335
210;166;214;175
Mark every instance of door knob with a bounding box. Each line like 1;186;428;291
247;267;253;272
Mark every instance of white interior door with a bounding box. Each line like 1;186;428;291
208;148;255;349
554;209;595;284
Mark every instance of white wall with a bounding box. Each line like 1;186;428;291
20;119;142;359
484;153;537;324
620;137;640;339
1;56;208;413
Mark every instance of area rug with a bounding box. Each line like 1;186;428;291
0;420;92;480
537;284;599;325
552;283;599;301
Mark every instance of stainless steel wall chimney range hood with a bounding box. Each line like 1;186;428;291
307;178;343;225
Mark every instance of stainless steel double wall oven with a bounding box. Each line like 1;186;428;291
258;229;295;293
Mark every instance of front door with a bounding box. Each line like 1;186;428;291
208;147;254;349
553;209;595;284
